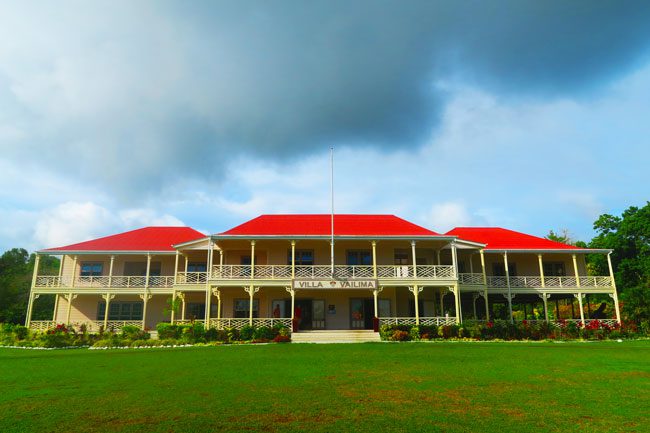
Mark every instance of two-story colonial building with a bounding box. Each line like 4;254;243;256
26;214;621;333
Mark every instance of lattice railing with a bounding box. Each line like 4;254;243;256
211;265;252;279
174;319;205;326
378;317;457;326
34;276;68;288
487;275;613;289
175;272;208;284
208;318;291;330
376;265;455;279
294;265;332;279
28;321;57;331
459;273;484;285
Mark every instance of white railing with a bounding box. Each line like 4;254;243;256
378;317;457;326
175;272;208;284
463;319;620;327
174;319;205;326
459;273;485;285
208;318;292;330
208;264;456;280
487;275;613;289
28;320;57;331
376;265;455;279
34;276;68;288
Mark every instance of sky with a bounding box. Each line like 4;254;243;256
1;0;650;252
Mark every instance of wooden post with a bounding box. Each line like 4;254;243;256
205;287;211;328
453;284;461;324
65;293;75;325
170;290;177;324
214;288;221;321
451;242;458;279
479;249;487;286
576;293;585;326
250;241;256;279
373;289;379;318
70;256;77;287
108;255;115;287
57;255;64;286
484;289;490;321
538;254;545;288
291;241;296;279
504;252;513;323
144;254;151;289
607;252;621;323
410;285;421;325
572;254;581;287
173;251;180;284
371;241;377;279
52;294;59;321
540;294;549;322
410;241;417;278
140;293;151;330
102;293;114;330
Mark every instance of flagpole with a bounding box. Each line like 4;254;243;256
330;147;335;277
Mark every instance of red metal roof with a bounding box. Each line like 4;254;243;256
42;227;206;252
446;227;580;251
219;214;441;237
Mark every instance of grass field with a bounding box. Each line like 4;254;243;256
1;341;648;433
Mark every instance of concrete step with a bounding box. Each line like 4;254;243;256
291;330;381;344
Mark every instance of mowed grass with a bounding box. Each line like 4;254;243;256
1;342;649;433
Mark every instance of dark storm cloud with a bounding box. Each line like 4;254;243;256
2;0;650;199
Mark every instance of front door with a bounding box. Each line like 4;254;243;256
294;299;313;330
350;298;374;329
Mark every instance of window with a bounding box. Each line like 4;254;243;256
188;262;207;272
80;263;103;277
347;250;372;265
492;263;517;277
97;301;143;320
234;299;259;318
543;262;566;276
123;262;161;276
394;249;410;265
287;250;314;265
186;303;205;319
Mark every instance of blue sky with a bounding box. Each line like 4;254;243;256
1;1;650;251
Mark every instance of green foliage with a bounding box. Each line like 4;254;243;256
588;202;650;321
121;325;149;341
253;326;275;341
156;323;180;339
0;249;58;324
240;325;255;341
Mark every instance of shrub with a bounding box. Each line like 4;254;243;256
392;330;410;341
409;326;420;341
240;325;255;341
13;325;29;341
180;323;206;343
156;323;180;339
273;335;291;343
253;326;275;341
121;325;149;341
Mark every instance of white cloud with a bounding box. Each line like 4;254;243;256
31;202;185;250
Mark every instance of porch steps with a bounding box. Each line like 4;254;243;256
291;330;381;344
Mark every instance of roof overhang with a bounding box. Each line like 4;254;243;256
38;250;178;255
210;234;456;241
483;248;612;254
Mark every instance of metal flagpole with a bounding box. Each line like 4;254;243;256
330;147;335;277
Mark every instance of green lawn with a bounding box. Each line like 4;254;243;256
1;342;648;433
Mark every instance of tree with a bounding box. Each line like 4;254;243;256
0;249;58;324
588;202;650;321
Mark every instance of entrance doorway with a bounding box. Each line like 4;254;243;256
294;299;326;330
350;298;374;329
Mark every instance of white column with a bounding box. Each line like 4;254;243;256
102;293;115;329
65;293;76;325
537;254;545;288
31;253;41;287
287;287;295;320
250;241;256;279
572;254;581;287
484;289;490;321
57;255;64;286
479;249;487;285
410;241;417;278
170;290;177;324
245;285;258;326
410;285;421;325
451;242;458;279
469;254;474;274
173;251;180;284
371;241;377;279
108;255;115;287
576;293;585;326
184;255;189;273
607;252;621;323
504;252;513;323
140;293;151;330
52;294;59;321
373;289;379;318
204;287;211;328
436;250;441;266
291;241;296;279
70;256;78;287
219;249;224;274
25;292;38;327
214;288;221;321
452;285;461;324
145;254;151;289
